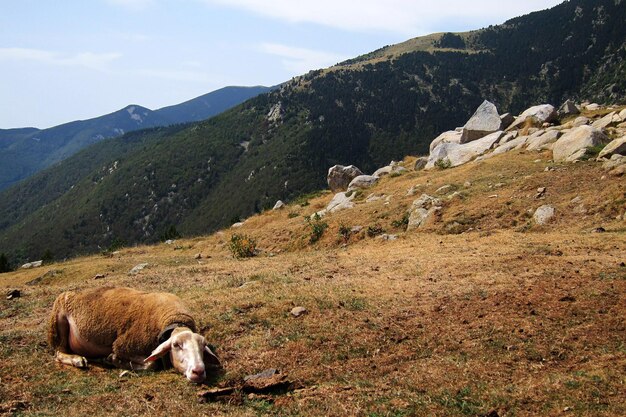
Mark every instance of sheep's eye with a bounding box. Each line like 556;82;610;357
173;342;181;349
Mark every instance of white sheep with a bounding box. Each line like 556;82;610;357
48;286;220;383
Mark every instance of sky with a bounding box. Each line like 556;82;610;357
1;0;563;129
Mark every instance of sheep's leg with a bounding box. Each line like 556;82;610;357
50;308;88;368
106;353;158;371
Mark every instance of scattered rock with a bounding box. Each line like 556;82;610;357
435;184;453;194
327;165;363;191
6;289;20;300
129;263;149;275
572;116;590;127
348;175;378;191
591;227;606;233
324;192;356;213
243;369;300;394
273;200;286;210
231;222;244;228
21;260;43;269
601;154;626;170
413;156;428;171
164;239;175;245
350;226;363;233
558;99;580;118
508;104;558;130
407;194;442;231
93;274;106;280
533;205;555;225
194;253;202;260
372;165;392;177
552;126;608;162
585;103;600;111
492;136;528;155
365;193;385;203
598;136;626;159
426;131;503;169
591;111;620;130
406;184;423;196
461;100;503;143
378;234;398;241
535;187;546;199
609;165;626;176
526;130;561;151
290;306;308;317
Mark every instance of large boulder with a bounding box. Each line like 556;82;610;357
526;130;561;151
327;165;363;192
325;192;355;213
430;130;462;152
426;131;503;169
552;126;608;162
598;136;626;159
413;156;428;171
533;205;555;225
348;175;378;191
492;136;528;155
557;99;580;118
461;100;502;143
407;194;442;231
508;104;558;130
591;111;620;130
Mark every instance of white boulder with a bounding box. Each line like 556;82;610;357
552;126;608;162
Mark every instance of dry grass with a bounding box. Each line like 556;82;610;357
1;151;625;416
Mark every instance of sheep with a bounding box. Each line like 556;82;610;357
48;286;220;383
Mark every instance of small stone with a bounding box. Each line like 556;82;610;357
194;253;202;260
6;289;21;300
290;306;307;317
129;263;149;275
591;227;606;233
93;274;106;280
164;239;175;245
273;200;286;210
464;181;472;187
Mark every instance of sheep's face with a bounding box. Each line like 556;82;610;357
145;328;220;383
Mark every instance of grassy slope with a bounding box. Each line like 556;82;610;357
1;148;624;416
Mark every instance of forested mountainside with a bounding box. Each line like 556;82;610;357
1;0;625;264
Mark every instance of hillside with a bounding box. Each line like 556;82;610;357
1;143;624;415
1;0;626;264
0;86;271;191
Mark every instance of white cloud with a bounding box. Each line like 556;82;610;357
204;0;563;35
260;43;348;74
0;48;121;71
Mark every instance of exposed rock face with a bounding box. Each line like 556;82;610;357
552;126;608;162
558;99;580;118
407;194;441;231
327;165;363;192
413;157;428;171
598;137;626;159
21;260;43;269
461;100;502;143
348;175;378;190
508;104;557;130
430;130;463;152
426;131;503;169
533;205;555;225
325;192;355;213
526;130;562;151
266;102;283;123
500;113;515;130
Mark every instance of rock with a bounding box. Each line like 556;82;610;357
585;103;601;111
592;111;620;130
266;102;283;123
413;156;428;171
602;154;626;170
325;192;355;213
426;131;503;169
350;226;363;233
231;222;244;228
378;234;398;241
327;165;363;192
500;113;515;130
290;307;307;317
533;205;555;225
6;289;20;300
21;260;43;269
129;263;149;275
273;200;286;210
348;175;378;191
93;274;106;280
497;131;518;144
435;184;453;194
406;184;423;196
557;99;580;118
429;130;462;152
407;194;442;231
572;116;590;127
609;165;625;177
492;136;528;155
194;253;202;260
365;193;385;203
619;108;626;121
197;387;237;401
507;104;558;130
242;369;298;394
535;187;546;199
552;126;608;162
164;239;175;245
464;181;472;187
372;165;392;177
461;100;503;143
526;130;561;151
598;136;626;158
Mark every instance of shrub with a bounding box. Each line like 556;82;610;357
305;213;328;243
0;253;11;273
391;213;409;228
338;223;351;243
229;234;257;258
367;224;385;237
434;158;452;170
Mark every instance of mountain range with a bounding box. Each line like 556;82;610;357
0;86;271;191
0;0;625;265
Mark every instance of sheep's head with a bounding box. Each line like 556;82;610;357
144;327;220;383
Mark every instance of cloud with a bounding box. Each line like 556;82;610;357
260;43;348;74
0;48;121;71
204;0;563;35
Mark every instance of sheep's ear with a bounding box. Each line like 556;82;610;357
144;339;171;362
203;346;221;366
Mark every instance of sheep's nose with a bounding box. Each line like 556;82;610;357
191;366;205;378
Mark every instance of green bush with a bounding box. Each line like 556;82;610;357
338;223;352;243
229;234;257;258
391;213;409;228
367;224;385;237
434;158;452;170
305;213;328;243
